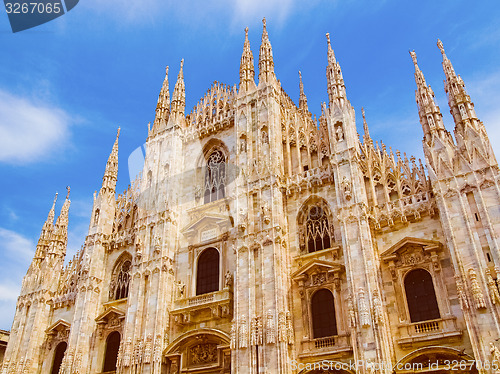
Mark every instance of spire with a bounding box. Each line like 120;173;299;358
51;186;71;256
101;128;120;195
298;71;308;112
258;18;276;84
437;39;482;137
325;33;347;108
34;192;58;258
362;107;372;143
326;32;336;65
170;59;186;121
410;50;449;144
153;66;170;133
239;27;256;92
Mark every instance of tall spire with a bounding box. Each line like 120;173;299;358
54;187;71;245
34;192;58;258
362;107;372;143
101;128;120;195
437;39;482;137
298;71;308;112
410;50;449;144
239;27;256;92
48;186;70;257
153;66;170;134
170;59;186;121
258;18;276;84
325;33;347;108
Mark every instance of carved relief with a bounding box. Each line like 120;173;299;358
239;315;248;348
486;269;500;305
189;343;218;365
358;287;371;327
468;268;486;309
230;321;237;349
278;312;287;342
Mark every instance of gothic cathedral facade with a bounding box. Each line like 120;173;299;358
3;19;500;374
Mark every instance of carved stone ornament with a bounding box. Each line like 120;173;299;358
230;321;237;349
455;277;469;310
468;268;486;309
266;310;276;344
311;272;326;286
239;315;248;348
486;269;500;305
278;312;287;342
189;343;218;365
358;287;371;327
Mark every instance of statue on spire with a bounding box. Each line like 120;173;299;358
239;26;256;92
258;17;276;85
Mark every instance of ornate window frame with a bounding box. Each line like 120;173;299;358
195;139;230;205
109;253;132;301
292;260;350;354
297;196;336;255
381;237;461;347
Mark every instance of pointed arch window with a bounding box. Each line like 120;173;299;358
103;331;121;372
109;258;131;300
204;149;226;204
305;205;332;253
404;269;440;322
311;289;337;338
50;342;67;374
196;248;220;295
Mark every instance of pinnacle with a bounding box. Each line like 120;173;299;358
409;50;418;67
362;107;371;142
326;33;336;64
437;39;445;55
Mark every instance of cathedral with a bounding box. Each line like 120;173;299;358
3;18;500;374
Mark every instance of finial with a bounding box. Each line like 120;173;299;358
262;17;266;28
116;127;121;138
326;32;331;46
66;186;70;199
245;26;248;36
166;65;169;75
437;39;445;55
180;59;184;69
362;107;366;122
409;50;418;66
299;70;302;81
52;192;59;207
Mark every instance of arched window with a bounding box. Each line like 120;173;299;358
305;205;332;253
196;248;220;295
51;342;67;374
109;258;131;300
103;331;121;372
404;269;440;322
204;149;226;204
311;289;337;338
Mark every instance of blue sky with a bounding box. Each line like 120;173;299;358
0;0;499;330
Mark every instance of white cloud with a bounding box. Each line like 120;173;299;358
0;227;35;261
0;88;70;164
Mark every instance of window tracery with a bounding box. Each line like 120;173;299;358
204;149;226;204
109;258;131;301
303;205;332;253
